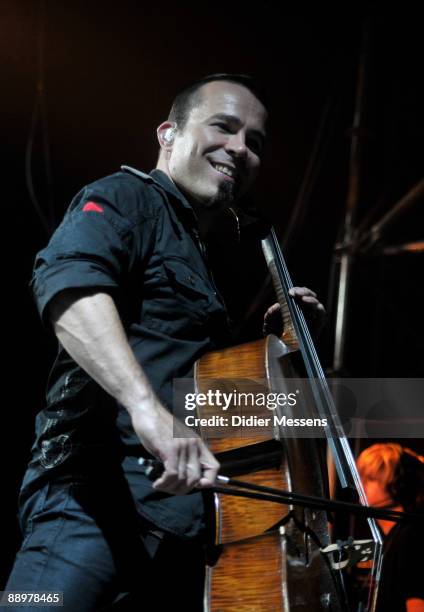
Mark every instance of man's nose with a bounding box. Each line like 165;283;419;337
225;132;247;157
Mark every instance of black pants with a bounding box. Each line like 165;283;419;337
6;479;206;611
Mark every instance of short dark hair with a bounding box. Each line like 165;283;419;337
168;73;269;131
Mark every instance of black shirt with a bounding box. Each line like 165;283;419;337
23;166;231;539
376;521;424;611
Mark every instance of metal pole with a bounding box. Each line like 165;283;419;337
333;20;372;373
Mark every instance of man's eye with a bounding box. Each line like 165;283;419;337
213;122;231;132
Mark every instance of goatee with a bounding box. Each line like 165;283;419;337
208;181;236;207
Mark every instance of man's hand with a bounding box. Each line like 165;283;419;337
129;396;219;496
263;287;326;337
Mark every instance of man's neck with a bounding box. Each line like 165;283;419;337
155;156;171;180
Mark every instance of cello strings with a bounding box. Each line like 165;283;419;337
266;229;383;591
269;228;361;490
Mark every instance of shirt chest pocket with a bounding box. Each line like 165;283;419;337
141;255;226;339
161;257;212;321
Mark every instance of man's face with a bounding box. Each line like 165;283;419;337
165;81;267;208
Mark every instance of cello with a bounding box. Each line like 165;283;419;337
192;227;383;611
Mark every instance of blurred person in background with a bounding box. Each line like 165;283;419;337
357;443;424;612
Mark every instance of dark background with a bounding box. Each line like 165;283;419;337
1;3;423;585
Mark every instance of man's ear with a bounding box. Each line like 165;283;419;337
157;121;177;151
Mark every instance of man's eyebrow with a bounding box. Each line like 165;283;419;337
208;113;267;142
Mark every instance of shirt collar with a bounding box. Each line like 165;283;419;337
149;169;193;208
120;165;194;214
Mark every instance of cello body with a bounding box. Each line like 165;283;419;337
192;228;382;610
195;335;345;611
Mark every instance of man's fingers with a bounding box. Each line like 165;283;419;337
288;287;326;317
152;452;180;491
153;471;178;491
153;440;214;495
137;404;219;494
265;303;281;316
263;302;284;336
289;286;317;298
198;468;218;488
186;443;201;487
177;442;188;481
299;296;319;304
152;465;178;490
197;449;220;488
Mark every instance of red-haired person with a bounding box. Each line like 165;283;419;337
357;443;424;612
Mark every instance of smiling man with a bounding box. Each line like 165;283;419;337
6;74;324;611
157;78;266;208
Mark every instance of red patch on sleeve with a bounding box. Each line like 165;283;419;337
82;201;104;213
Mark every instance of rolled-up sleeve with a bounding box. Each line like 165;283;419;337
30;190;136;327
